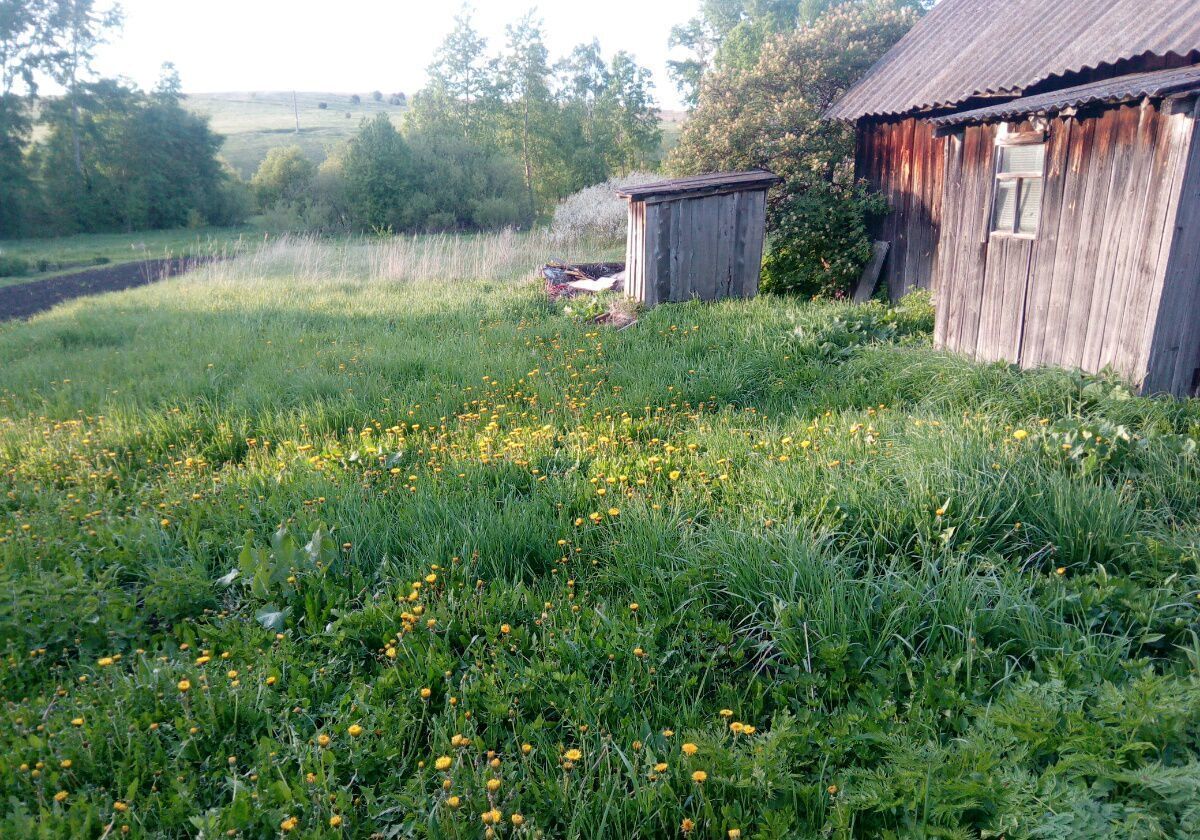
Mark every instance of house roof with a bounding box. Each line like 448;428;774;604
825;0;1200;121
929;64;1200;126
615;170;781;202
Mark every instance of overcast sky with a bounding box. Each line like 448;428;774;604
92;0;699;110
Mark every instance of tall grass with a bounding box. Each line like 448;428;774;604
0;233;1198;838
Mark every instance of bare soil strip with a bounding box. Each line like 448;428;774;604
0;257;207;322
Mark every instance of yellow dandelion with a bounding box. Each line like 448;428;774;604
177;679;191;692
682;742;698;756
435;756;452;771
347;724;364;737
692;770;707;783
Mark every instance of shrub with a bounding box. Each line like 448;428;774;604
350;94;361;105
317;101;328;110
250;146;316;210
389;92;407;106
550;172;661;241
761;179;888;298
0;254;31;278
371;90;383;102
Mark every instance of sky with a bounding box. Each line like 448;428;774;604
92;0;700;110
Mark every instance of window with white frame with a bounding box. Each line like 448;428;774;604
991;140;1045;236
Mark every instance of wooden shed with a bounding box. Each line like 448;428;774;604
618;170;780;307
826;0;1200;396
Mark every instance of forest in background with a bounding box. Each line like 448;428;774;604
3;0;929;298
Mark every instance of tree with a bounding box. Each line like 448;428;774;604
251;145;316;210
0;0;56;234
666;0;915;107
371;90;382;102
670;1;917;184
496;12;557;220
335;113;420;231
45;0;123;179
669;1;919;296
35;71;241;232
597;52;660;171
408;9;496;144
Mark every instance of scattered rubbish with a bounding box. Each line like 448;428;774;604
542;261;625;300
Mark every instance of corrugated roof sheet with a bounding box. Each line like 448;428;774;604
929;64;1200;125
826;0;1200;120
616;170;780;201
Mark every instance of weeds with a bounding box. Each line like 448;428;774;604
0;236;1198;838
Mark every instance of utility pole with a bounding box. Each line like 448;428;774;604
293;90;300;133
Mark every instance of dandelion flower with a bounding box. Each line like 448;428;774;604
564;748;582;762
511;813;525;826
692;770;707;783
486;778;501;792
682;742;698;756
177;679;191;692
1013;429;1029;440
280;816;298;832
719;709;733;719
435;756;452;771
54;791;68;803
329;815;343;827
70;717;84;727
654;762;668;773
447;795;461;808
347;724;364;737
728;830;742;839
682;818;695;833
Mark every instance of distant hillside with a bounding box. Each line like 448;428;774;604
184;91;408;178
186;92;687;178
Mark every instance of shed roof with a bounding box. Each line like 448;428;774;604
616;170;780;202
825;0;1200;121
930;64;1200;126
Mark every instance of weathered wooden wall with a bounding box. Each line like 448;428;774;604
855;116;945;302
932;100;1200;394
1144;98;1200;395
626;188;768;307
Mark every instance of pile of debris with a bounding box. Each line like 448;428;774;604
541;261;626;300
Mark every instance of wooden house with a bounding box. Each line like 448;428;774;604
618;171;780;307
826;0;1200;396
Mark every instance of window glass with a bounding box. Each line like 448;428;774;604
994;181;1018;231
1017;177;1043;234
992;140;1046;235
998;143;1045;174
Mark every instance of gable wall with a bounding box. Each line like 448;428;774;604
930;100;1197;393
855;117;945;302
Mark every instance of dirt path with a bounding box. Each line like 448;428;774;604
0;257;209;322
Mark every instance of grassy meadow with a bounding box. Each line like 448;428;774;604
2;233;1200;838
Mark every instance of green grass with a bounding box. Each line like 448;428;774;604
0;227;265;288
1;233;1199;838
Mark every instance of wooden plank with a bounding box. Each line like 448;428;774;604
1080;105;1140;372
1123;105;1192;384
743;190;767;297
666;198;682;302
1019;113;1073;368
1142;104;1200;393
716;192;736;297
1040;117;1097;366
933;130;964;348
1097;102;1160;373
853;241;890;303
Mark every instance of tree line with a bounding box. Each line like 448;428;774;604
0;3;661;239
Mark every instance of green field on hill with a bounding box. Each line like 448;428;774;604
2;233;1199;837
184;92;687;178
185;91;409;178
